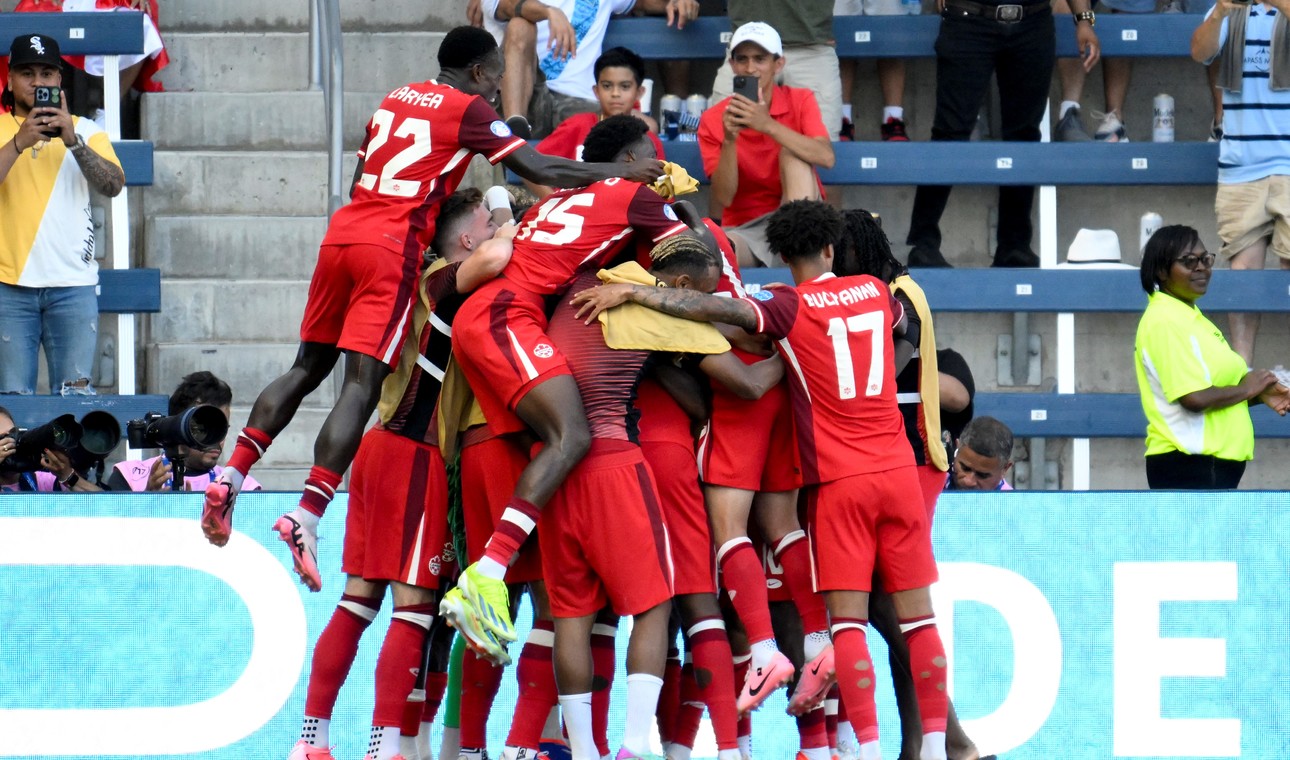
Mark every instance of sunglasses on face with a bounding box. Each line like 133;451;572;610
1175;252;1216;271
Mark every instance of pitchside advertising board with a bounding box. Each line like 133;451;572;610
1;491;1287;759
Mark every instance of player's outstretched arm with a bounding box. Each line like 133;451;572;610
571;283;759;331
502;144;665;189
699;351;784;400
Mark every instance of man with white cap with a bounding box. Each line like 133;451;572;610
697;21;835;269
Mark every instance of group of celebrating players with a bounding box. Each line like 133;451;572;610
194;24;965;760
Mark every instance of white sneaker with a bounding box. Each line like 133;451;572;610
1093;111;1128;142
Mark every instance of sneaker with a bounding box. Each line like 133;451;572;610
736;651;795;715
834;740;860;760
1092;111;1128;142
907;245;952;268
505;115;532;140
288;740;338;760
439;587;512;666
539;741;571;760
615;748;661;760
201;480;237;547
274;514;322;592
880;116;909;142
992;248;1040;268
456;563;518;642
1055;106;1092;142
840;117;855;142
787;645;836;716
1159;0;1184;11
1209;120;1224;142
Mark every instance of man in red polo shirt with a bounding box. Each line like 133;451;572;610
697;21;835;269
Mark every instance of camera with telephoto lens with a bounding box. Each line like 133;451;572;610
32;85;62;137
126;405;229;451
0;413;82;474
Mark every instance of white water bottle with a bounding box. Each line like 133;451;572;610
904;0;922;13
1152;93;1175;142
1140;211;1163;251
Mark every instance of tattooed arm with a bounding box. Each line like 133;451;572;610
570;283;760;332
71;142;125;197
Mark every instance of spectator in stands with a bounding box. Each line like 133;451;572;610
0;404;103;492
904;0;1099;268
478;0;698;138
1134;225;1289;489
1192;0;1290;367
523;46;665;198
946;415;1014;491
835;0;912;142
710;0;843;141
105;371;262;493
697;22;835;269
0;33;124;396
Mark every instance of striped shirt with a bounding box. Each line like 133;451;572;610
1209;3;1290;183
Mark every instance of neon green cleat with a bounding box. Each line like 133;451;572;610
439;586;512;666
456;563;517;642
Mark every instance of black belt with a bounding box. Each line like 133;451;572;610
943;0;1048;22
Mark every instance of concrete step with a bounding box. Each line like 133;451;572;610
167;0;460;33
153;279;309;343
148;150;344;216
145;216;326;279
141;91;387;150
157;32;445;93
225;405;338;469
147;342;338;411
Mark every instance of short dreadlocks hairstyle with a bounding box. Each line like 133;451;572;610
582;114;650;164
835;208;905;283
765;200;844;264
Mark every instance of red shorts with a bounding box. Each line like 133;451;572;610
461;432;543;584
452;278;572;436
540;441;674;618
806;466;937;594
642;440;715;596
300;243;418;367
916;462;947;522
698;382;802;492
343;427;450;587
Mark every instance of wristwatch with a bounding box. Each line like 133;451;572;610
1074;10;1096;26
69;134;88;155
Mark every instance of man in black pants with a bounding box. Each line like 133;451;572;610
905;0;1100;268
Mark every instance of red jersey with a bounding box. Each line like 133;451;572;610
504;178;689;296
743;272;913;484
536;111;667;163
323;81;526;258
635;374;695;448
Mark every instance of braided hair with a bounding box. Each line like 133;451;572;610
650;235;719;280
835;208;906;283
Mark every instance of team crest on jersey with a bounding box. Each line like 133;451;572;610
752;290;774;301
429;555;441;576
663;204;679;221
490;120;512;137
534;343;554;358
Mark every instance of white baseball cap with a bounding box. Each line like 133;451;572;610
729;21;783;57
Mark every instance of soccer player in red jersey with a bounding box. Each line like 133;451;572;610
202;26;666;593
442;114;711;656
572;200;954;760
288;189;514;760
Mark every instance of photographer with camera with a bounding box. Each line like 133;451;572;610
0;405;102;492
1;33;125;396
105;372;261;493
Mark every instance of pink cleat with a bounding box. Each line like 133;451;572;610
788;645;836;716
736;651;795;715
274;514;322;592
201;480;237;546
288;739;337;760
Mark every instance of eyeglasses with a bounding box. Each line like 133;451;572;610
1175;252;1216;271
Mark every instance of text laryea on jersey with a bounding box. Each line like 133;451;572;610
801;280;884;310
388;86;447;109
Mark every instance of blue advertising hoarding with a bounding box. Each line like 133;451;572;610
1;491;1286;758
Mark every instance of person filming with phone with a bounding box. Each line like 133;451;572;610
0;33;125;396
697;22;835;269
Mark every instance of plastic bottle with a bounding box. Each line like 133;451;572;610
1140;211;1163;251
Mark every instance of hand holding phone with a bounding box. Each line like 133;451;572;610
32;86;63;138
732;75;760;103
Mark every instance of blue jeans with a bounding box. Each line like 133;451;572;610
0;283;99;395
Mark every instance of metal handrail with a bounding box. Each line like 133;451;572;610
310;0;344;217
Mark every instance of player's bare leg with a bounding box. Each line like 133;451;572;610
618;599;674;759
553;613;600;760
274;350;391;592
203;341;340;546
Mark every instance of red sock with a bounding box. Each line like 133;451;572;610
831;619;878;745
797;705;828;749
672;661;704;750
903;619;949;734
591;622;617;758
688;619;739;751
484;497;541;567
460;642;506;748
733;653;752;745
717;539;774;644
506;620;559;749
305;594;380;718
773;531;830;634
656;647;683;743
423;671;449;724
372;604;434;727
825;683;841;748
226;426;272;476
299;465;343;518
